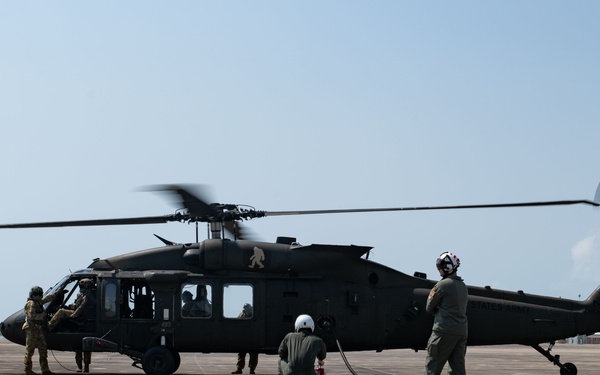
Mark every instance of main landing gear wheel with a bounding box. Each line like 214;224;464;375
170;349;181;373
141;346;175;375
560;362;577;375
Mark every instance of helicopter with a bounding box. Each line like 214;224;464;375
1;184;600;375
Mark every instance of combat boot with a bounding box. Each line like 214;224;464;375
84;364;89;372
231;369;242;374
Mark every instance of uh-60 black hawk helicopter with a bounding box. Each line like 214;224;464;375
1;184;600;375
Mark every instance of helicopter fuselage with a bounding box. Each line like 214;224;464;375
2;238;600;373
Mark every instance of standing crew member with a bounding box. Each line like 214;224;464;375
425;252;468;375
75;351;92;373
232;303;258;374
23;285;65;375
278;314;327;375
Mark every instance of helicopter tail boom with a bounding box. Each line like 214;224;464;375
577;285;600;335
583;285;600;306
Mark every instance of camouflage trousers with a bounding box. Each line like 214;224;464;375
48;308;75;331
24;327;50;373
236;352;258;371
75;351;92;370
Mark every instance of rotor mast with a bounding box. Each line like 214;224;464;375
210;222;222;239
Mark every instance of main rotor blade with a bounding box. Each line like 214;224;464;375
1;183;597;229
264;199;599;217
145;184;218;217
0;215;179;229
223;221;256;240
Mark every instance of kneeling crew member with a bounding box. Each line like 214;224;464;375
278;314;327;375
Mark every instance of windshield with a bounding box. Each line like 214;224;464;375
44;269;94;296
45;275;70;296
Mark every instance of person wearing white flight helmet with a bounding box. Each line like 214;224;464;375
278;314;327;375
424;252;468;375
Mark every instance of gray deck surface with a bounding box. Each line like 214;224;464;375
2;339;598;374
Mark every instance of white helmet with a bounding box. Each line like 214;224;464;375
436;252;460;275
294;314;315;332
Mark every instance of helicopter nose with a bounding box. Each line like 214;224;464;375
1;310;27;345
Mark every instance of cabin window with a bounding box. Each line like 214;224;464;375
120;280;155;319
223;284;254;319
181;283;213;318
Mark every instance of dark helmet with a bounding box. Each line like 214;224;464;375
29;286;44;300
78;278;93;289
182;291;193;302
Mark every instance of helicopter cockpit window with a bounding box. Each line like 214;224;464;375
45;276;70;296
120;280;154;320
223;284;254;319
181;283;212;318
45;277;98;332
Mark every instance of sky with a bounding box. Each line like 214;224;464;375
1;1;599;326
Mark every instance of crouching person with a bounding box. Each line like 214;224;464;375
278;314;326;375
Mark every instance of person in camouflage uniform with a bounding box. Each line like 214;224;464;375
232;303;258;374
48;279;95;372
75;350;92;373
48;278;93;332
23;285;65;375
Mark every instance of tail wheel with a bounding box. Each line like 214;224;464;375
560;362;577;375
142;346;175;375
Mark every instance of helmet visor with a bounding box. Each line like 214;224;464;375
435;258;444;269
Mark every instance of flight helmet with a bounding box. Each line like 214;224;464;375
294;314;315;332
436;252;460;276
79;278;93;290
29;286;44;300
182;291;193;302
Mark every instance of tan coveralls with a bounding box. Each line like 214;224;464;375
47;291;87;331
